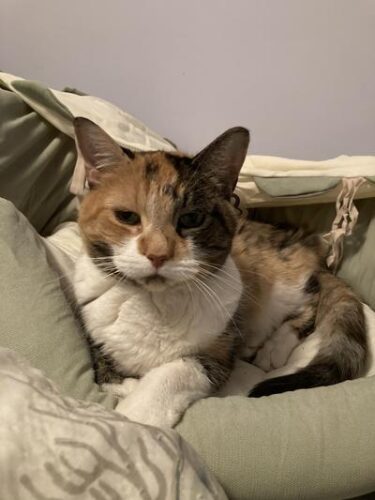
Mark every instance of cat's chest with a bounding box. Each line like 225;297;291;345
75;253;243;375
82;283;231;375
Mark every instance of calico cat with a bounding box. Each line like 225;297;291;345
73;118;246;427
73;117;367;427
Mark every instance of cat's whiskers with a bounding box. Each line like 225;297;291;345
90;256;119;261
190;269;253;335
190;276;223;320
198;268;243;292
201;260;270;283
197;278;229;320
198;271;247;305
197;261;267;306
164;261;245;303
178;271;197;305
198;267;261;307
197;260;252;292
190;274;242;339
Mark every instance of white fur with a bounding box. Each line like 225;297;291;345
219;359;265;396
253;322;300;371
287;330;322;369
241;278;309;360
264;330;322;380
74;250;242;427
115;358;211;427
364;304;375;376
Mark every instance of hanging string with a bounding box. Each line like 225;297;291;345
324;177;365;272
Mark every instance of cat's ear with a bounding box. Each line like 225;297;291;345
74;117;127;188
192;127;249;196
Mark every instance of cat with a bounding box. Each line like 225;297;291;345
73;117;368;427
73;117;247;427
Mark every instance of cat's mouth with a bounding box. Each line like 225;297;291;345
110;260;198;291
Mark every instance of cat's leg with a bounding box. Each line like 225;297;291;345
74;253;117;305
82;285;131;331
253;322;300;372
115;358;212;427
240;328;267;361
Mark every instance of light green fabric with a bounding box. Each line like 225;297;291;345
0;197;114;408
254;176;340;197
12;78;75;126
0;86;78;234
339;198;375;310
177;377;375;500
251;198;375;310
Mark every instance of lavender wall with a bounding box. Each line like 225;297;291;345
1;0;374;158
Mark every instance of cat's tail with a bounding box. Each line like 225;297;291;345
248;272;368;398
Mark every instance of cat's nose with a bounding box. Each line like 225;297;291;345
147;254;168;269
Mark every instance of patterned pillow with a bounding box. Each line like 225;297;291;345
0;346;226;500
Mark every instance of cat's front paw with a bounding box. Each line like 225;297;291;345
115;397;180;428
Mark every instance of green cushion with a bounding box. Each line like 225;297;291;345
0;87;77;234
0;197;114;408
254;176;340;197
177;376;375;499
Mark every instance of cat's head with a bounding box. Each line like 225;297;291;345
74;118;249;291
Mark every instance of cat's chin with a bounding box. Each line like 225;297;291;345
137;274;194;292
137;275;171;292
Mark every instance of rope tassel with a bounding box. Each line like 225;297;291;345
324;177;366;272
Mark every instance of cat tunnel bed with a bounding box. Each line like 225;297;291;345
1;72;375;499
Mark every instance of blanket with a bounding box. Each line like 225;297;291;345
0;347;227;500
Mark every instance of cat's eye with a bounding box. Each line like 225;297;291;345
114;210;140;225
178;212;205;229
